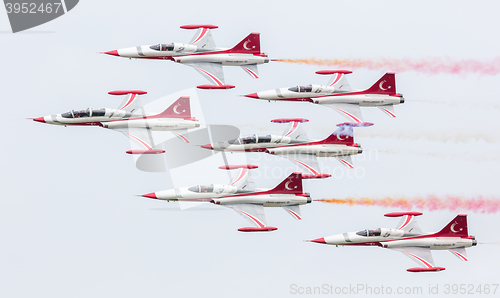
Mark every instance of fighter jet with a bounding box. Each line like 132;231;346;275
200;119;372;177
32;91;200;154
103;25;269;89
308;212;477;272
141;165;311;232
244;70;405;122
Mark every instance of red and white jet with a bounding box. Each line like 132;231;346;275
308;212;477;272
200;119;372;177
32;91;199;154
103;25;269;89
141;165;311;232
244;70;405;122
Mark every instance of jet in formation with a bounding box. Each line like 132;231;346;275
32;91;199;154
308;212;477;272
103;25;269;89
141;165;311;231
200;119;372;177
244;70;405;122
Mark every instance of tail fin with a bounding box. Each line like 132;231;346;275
435;215;468;237
150;96;191;119
269;172;303;194
229;33;261;54
320;122;373;145
364;72;396;94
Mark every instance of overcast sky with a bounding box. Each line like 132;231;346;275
1;1;500;297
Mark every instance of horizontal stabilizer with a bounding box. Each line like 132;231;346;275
449;247;468;261
282;205;302;220
377;104;397;118
241;64;260;79
335;155;354;169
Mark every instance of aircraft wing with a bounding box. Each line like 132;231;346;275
240;64;260;79
396;214;423;234
284;154;321;176
281;120;309;140
189;27;216;50
185;62;226;86
377;104;397;118
328;73;352;91
282;205;302;220
226;203;268;228
229;167;256;192
391;247;436;269
449;247;469;261
114;127;159;153
322;103;364;123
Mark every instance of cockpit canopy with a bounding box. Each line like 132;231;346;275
288;85;313;93
227;134;274;145
356;228;381;237
188;184;214;193
61;108;106;118
150;43;175;51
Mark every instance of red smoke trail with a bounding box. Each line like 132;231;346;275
274;57;500;75
317;195;500;213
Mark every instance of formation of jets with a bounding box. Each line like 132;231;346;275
32;24;479;272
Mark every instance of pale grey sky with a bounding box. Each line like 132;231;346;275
1;1;500;297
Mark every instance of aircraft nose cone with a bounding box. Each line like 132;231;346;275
244;93;259;99
103;50;119;56
141;192;157;199
310;237;327;244
33;117;45;123
200;144;213;150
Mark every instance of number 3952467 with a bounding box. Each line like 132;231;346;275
5;3;62;14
